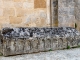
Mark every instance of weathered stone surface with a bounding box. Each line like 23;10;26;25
15;39;24;54
62;38;67;49
34;0;46;8
30;38;39;53
1;27;80;56
1;0;80;29
67;37;73;47
58;0;75;27
24;39;31;53
76;36;80;46
0;0;50;29
58;38;63;49
38;38;45;52
45;38;51;51
51;37;58;50
3;38;16;56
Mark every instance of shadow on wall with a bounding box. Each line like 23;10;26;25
50;0;58;27
75;0;80;31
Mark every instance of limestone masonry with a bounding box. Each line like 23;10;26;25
0;0;80;31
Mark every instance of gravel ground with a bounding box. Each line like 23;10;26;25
0;48;80;60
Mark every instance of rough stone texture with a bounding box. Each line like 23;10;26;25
0;0;50;29
58;0;75;27
0;27;80;56
1;0;80;30
34;0;46;8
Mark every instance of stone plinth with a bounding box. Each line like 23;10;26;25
0;27;80;56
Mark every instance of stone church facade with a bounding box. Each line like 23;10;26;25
0;0;80;30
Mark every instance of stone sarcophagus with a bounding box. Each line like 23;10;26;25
0;27;80;56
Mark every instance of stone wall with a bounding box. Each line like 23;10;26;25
0;0;80;30
0;0;80;29
58;0;80;30
0;27;80;56
58;0;75;27
0;0;50;29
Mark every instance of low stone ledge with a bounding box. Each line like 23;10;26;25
0;27;80;56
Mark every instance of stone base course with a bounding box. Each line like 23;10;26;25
0;27;80;56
